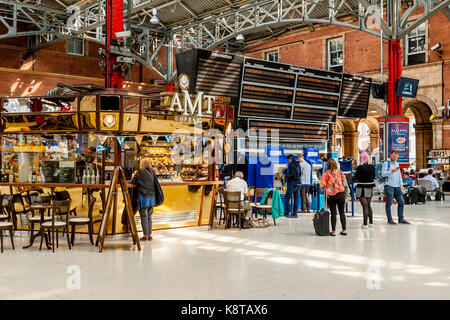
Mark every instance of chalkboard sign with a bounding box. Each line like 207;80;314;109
175;49;244;104
338;74;372;118
239;58;342;124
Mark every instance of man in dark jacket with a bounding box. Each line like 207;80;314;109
284;154;301;217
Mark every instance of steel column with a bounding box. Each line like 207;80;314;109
105;0;124;89
388;38;402;115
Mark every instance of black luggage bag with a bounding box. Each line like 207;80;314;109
408;187;419;205
435;191;445;201
313;209;330;236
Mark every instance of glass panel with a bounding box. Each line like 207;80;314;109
74;39;84;55
329;39;337;52
417;23;426;35
408;37;418;53
123;113;139;131
80;95;96;111
407;52;425;65
100;95;120;111
2;113;78;132
330;52;339;66
123;97;140;113
337;38;343;51
417;36;426;52
80;112;97;130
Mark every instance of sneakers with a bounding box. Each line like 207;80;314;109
361;224;369;229
388;221;397;225
399;219;411;224
368;223;374;228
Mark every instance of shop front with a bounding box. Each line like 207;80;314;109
0;84;231;235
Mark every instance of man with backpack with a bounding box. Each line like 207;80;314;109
381;150;410;225
284;154;301;217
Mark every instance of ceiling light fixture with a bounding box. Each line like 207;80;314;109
150;8;160;24
236;33;245;42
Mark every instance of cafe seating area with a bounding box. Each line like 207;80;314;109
0;190;101;253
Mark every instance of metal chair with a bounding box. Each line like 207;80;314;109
418;179;437;201
223;191;245;230
27;195;53;238
1;194;29;230
40;199;72;252
69;197;98;246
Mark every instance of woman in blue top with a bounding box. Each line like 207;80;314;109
131;159;156;241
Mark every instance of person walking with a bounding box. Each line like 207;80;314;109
381;150;410;225
354;151;375;229
131;159;156;241
320;158;348;236
299;154;312;213
284;154;301;217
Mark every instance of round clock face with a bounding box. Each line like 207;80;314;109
178;74;190;90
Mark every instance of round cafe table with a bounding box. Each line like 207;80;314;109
23;203;53;250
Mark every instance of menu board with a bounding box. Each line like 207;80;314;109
247;119;329;141
338;74;372;118
175;49;244;104
239;58;342;124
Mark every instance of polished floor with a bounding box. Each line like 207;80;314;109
1;199;450;300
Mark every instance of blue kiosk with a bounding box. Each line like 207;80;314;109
303;147;326;211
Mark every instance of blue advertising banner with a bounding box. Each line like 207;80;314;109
387;122;409;164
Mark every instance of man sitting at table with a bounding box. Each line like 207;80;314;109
422;169;440;191
226;171;252;219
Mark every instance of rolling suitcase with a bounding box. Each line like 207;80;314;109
313;209;330;236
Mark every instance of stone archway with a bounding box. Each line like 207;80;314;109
403;99;433;169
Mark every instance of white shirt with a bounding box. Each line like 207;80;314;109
422;174;439;189
299;160;312;185
226;177;249;201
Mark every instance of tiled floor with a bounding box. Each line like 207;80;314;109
1;199;450;299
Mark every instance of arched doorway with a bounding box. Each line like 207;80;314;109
357;117;380;164
403;100;433;169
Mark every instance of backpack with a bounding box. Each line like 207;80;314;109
375;160;391;183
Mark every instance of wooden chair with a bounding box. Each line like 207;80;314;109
0;221;14;253
0;195;10;222
252;188;276;226
27;195;53;238
54;190;77;216
69;197;98;246
40;199;72;252
1;194;29;230
223;191;245;230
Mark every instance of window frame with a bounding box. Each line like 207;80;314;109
327;37;343;72
265;50;279;62
67;38;85;56
405;22;426;66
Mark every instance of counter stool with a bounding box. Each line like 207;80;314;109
40;199;72;252
69;197;97;246
0;221;14;253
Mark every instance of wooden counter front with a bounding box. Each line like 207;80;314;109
0;180;223;234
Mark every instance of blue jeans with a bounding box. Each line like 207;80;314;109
384;185;404;222
140;206;153;235
285;183;300;216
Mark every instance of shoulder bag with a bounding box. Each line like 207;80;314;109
145;169;164;207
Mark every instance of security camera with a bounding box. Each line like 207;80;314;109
431;43;441;51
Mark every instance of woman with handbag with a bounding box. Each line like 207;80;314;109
320;158;348;236
354;151;375;229
131;159;157;241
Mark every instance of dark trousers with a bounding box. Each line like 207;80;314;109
360;197;373;225
327;191;346;231
285;183;300;216
300;186;310;211
384;185;404;223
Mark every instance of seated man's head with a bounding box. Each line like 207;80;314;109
428;169;433;175
235;171;244;180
